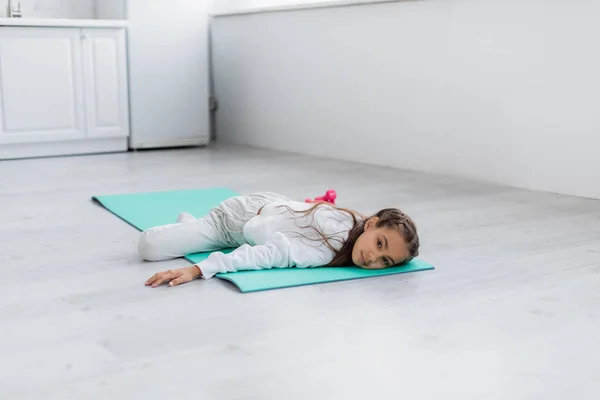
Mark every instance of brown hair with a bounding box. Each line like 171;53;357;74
278;202;420;267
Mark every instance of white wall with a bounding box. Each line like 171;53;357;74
211;0;600;199
95;0;125;19
0;0;96;18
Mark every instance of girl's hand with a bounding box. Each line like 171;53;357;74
145;266;202;288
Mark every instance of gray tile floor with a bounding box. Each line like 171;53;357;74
1;144;599;399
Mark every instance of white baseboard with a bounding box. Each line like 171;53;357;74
129;136;211;150
0;137;128;161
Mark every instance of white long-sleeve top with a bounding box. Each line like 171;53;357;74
198;201;356;279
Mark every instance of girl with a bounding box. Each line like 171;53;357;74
141;192;420;288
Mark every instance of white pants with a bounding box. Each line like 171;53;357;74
137;192;290;261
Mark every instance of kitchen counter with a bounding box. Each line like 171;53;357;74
0;18;129;28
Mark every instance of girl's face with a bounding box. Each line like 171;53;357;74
351;217;409;269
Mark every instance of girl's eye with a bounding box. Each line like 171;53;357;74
383;258;389;266
377;240;382;248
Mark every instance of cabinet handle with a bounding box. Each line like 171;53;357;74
81;34;90;40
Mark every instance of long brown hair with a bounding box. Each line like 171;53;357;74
277;202;420;267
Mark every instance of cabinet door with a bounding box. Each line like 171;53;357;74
81;28;130;138
0;28;86;144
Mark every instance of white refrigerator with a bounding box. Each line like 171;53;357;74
125;0;211;149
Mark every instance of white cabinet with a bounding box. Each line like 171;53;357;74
81;28;129;138
0;28;86;144
127;0;210;148
0;26;129;159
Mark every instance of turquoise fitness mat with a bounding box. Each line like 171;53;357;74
92;188;434;293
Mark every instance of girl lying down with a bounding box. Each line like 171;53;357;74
141;192;420;288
